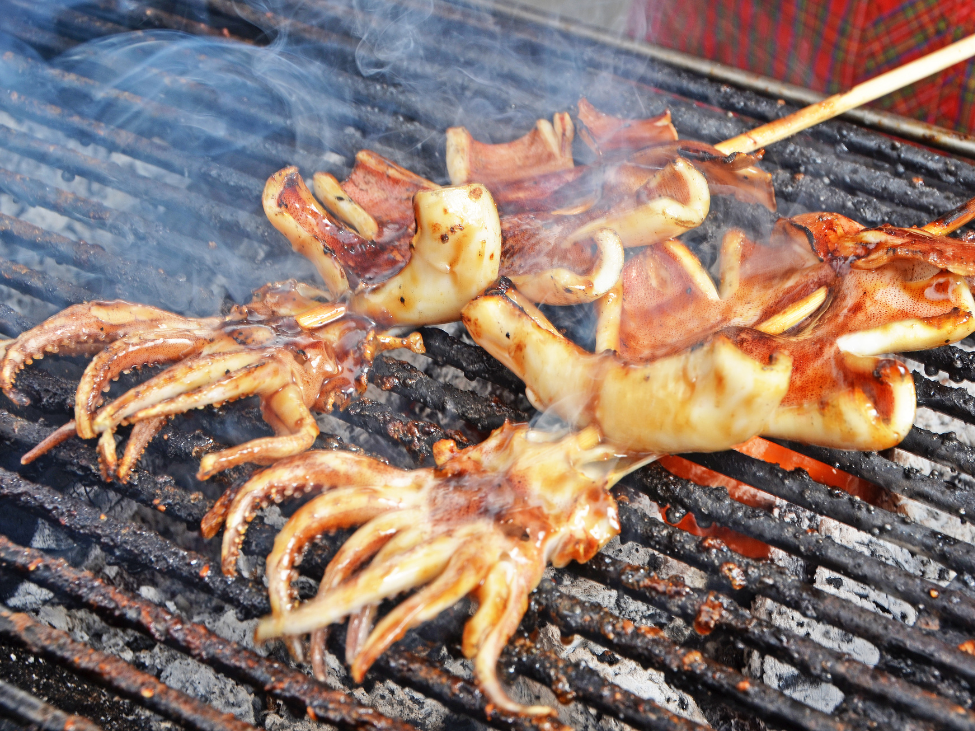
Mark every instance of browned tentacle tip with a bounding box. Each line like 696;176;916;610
219;554;238;578
2;388;30;408
200;508;227;541
20;420;77;464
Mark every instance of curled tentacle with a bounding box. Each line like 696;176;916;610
91;350;269;433
197;383;319;480
258;529;462;641
263;485;424;621
228;423;625;715
0;301;205;407
75;329;217;439
116;416;167;483
446;112;574;186
349;530;503;681
20;420;77;465
204;451;429;575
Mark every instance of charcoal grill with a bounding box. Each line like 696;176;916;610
2;1;975;729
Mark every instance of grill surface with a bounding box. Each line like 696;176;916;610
2;1;975;730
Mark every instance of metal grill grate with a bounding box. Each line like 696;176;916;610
1;1;975;730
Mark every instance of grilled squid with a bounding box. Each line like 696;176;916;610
0;171;502;480
597;216;975;449
203;421;639;716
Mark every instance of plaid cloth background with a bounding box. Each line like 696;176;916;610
627;0;975;133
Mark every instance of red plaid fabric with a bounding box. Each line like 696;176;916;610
627;0;975;132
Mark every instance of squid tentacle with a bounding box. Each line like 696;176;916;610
91;350;267;433
75;329;214;439
196;383;319;480
264;486;423;621
205;451;427;575
308;509;423;680
349;530;503;681
0;301;207;407
258;531;466;642
115;416;168;484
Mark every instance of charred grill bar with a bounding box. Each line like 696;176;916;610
0;0;974;730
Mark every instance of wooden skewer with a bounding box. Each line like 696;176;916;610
716;33;975;155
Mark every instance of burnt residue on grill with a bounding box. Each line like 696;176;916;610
1;0;975;729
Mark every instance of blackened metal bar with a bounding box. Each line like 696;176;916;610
614;494;975;695
773;438;975;519
0;406;327;574
0;166;221;269
908;346;975;383
338;397;470;462
373;643;566;731
899;426;975;478
0;257;93;309
531;582;848;731
685;449;975;576
0;465;270;616
373;355;528;431
577;554;975;731
0;50;304;175
630;464;975;630
417;327;524;393
0;16;75;56
0;678;103;731
0;608;259;731
0;91;263;198
0;124;273;246
0;408;213;526
501;635;708;731
0;212;219;314
0;537;418;731
0;304;30;338
915;371;975;424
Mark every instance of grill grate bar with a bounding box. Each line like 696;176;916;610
369;638;569;731
0;164;222;271
0;89;264;198
417;327;525;394
0;536;418;731
685;449;975;577
0;677;104;731
0;256;93;309
775;437;975;519
373;354;530;432
577;553;975;731
614;495;975;698
632;463;975;630
900;426;975;479
500;634;710;731
915;371;975;425
0;50;310;176
907;346;975;384
0;212;219;315
531;582;849;731
0;607;259;731
0;465;270;616
0;124;272;247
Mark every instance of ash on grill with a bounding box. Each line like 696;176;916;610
1;1;975;730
